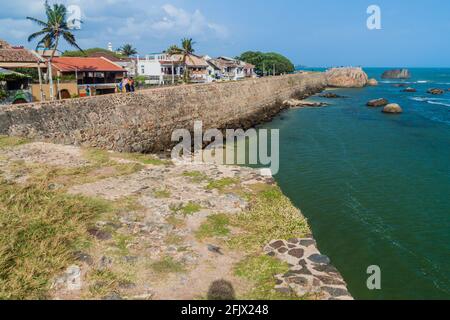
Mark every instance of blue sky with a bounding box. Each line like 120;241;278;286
1;0;450;67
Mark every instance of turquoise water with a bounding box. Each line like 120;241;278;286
257;68;450;299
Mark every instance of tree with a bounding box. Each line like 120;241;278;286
118;44;137;57
27;0;83;100
166;38;196;83
237;51;295;76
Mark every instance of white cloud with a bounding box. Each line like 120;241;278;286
151;4;229;39
0;19;35;42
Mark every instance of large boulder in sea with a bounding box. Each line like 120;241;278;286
382;103;403;114
367;78;378;86
367;98;389;107
427;88;445;95
381;69;411;79
325;67;369;88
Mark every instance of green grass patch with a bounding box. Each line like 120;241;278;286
166;215;186;229
153;188;171;199
165;234;185;246
0;180;112;299
196;214;231;240
0;135;29;149
150;257;186;274
234;255;298;300
228;186;310;252
206;178;239;192
171;202;202;216
183;171;210;183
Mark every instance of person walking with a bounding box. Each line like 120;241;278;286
130;77;135;92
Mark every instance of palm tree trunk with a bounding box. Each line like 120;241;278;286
48;36;59;101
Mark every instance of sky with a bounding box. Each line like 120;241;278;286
1;0;450;67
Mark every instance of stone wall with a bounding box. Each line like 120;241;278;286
0;72;327;153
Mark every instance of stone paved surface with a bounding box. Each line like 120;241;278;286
265;239;353;300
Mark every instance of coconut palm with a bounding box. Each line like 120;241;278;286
166;38;196;83
27;0;83;99
118;44;137;57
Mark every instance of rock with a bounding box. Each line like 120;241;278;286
320;93;347;99
52;265;82;291
325;67;369;88
308;254;331;265
283;99;328;108
367;78;378;86
381;69;411;79
427;88;445;95
402;87;417;92
393;83;408;87
382;103;403;114
367;98;389;107
288;248;304;259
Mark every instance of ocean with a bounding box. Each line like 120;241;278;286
255;68;450;299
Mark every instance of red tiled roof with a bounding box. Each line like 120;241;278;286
52;57;125;72
88;52;132;63
0;38;40;63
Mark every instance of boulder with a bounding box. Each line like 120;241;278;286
367;98;389;107
325;67;369;88
382;69;411;79
402;87;417;92
427;88;445;95
393;83;408;88
283;99;328;108
320;92;347;99
382;103;403;114
367;78;378;86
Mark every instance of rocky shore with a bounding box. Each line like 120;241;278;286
0;138;352;300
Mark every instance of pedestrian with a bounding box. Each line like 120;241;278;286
130;77;135;92
124;77;131;92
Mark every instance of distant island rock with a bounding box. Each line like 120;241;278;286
381;69;411;79
367;98;389;107
367;78;378;86
427;88;445;95
325;67;369;88
382;103;403;114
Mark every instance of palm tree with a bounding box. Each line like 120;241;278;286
118;44;137;57
27;0;83;100
166;38;196;83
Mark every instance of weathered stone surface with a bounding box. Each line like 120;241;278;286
382;103;403;114
367;98;389;107
320;92;347;98
288;248;304;258
283;99;327;108
402;87;417;93
325;67;369;88
52;265;82;291
308;254;331;265
382;69;411;79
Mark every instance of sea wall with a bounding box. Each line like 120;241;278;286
0;72;327;152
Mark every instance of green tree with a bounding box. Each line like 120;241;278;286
118;44;137;57
166;38;196;83
27;0;83;99
237;51;295;76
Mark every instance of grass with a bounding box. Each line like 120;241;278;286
0;135;29;149
88;269;132;297
112;152;171;166
0;179;112;299
166;215;186;229
228;185;310;252
153;188;171;199
150;257;186;274
196;214;231;240
171;202;202;216
234;255;298;300
183;171;209;183
206;178;239;192
165;234;185;246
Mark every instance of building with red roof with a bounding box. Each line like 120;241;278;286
51;57;126;96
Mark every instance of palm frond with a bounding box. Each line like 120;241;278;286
26;16;48;27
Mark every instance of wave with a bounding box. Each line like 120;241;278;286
410;97;450;107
